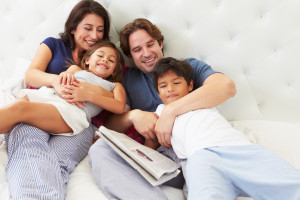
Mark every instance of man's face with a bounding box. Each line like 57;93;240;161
129;29;164;73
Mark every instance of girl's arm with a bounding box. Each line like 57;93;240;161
88;82;126;114
63;82;125;114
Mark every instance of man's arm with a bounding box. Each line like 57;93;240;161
155;73;236;148
104;105;158;140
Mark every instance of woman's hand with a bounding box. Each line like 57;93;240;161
58;71;79;86
61;82;88;108
51;75;68;97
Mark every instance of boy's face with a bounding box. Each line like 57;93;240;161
157;70;193;105
129;29;164;74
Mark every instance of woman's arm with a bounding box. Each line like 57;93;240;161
25;43;57;88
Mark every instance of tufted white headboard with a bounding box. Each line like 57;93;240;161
1;0;299;124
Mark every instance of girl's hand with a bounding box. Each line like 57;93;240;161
61;82;88;108
58;71;79;86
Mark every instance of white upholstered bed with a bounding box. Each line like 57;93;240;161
0;0;300;199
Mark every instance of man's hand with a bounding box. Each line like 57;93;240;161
155;105;176;148
130;110;159;141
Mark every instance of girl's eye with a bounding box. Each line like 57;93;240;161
109;59;115;63
97;55;103;58
159;85;166;88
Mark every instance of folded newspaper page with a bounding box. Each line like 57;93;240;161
97;126;181;186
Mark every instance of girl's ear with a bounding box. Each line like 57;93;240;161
188;80;193;92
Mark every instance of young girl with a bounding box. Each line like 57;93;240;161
0;40;125;136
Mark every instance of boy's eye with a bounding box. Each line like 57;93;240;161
174;81;181;84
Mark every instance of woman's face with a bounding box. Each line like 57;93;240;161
72;13;105;51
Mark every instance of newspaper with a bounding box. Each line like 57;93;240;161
97;126;181;186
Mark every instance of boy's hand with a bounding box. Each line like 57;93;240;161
155;105;176;148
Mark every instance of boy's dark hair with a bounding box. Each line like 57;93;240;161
152;57;193;92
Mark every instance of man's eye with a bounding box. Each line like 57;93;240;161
133;49;141;53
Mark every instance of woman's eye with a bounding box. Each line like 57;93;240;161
85;28;91;31
97;29;104;33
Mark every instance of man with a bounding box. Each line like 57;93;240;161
88;18;236;200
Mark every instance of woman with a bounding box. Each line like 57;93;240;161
5;1;111;199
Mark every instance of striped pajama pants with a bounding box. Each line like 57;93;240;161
5;123;94;200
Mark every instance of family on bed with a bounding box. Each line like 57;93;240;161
1;1;300;200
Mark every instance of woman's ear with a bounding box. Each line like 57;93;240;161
188;80;193;92
85;57;90;65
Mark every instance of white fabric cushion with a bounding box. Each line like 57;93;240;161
231;120;300;169
66;156;185;200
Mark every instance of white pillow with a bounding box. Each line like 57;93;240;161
231;120;300;170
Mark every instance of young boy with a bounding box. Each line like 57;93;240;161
152;57;300;200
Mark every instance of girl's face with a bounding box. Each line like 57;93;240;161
86;46;118;79
72;13;105;51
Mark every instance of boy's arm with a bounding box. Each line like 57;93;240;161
155;73;236;148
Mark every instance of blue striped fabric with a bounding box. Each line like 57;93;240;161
5;123;94;199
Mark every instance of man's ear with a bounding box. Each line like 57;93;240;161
188;80;193;92
159;41;164;49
